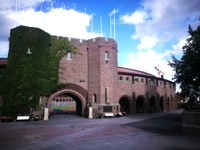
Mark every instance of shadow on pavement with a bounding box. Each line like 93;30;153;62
123;113;182;136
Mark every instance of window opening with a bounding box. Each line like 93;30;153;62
119;76;123;81
104;51;109;60
92;94;97;103
66;52;72;60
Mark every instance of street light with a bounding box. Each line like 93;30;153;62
26;48;32;55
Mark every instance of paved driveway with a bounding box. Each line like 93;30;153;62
0;109;199;150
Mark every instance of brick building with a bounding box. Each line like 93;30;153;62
2;26;176;117
47;33;176;117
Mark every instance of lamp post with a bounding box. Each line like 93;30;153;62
26;48;32;55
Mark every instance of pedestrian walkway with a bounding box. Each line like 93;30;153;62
0;109;199;150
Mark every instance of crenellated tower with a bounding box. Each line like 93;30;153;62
87;37;119;114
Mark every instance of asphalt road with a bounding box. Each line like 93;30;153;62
0;109;199;150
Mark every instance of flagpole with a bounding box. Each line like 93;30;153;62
100;16;102;36
91;13;94;33
113;8;116;40
110;13;112;38
51;1;53;11
15;0;18;26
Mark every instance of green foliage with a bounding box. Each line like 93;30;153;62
170;24;200;90
0;26;75;117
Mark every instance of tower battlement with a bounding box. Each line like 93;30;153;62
51;36;118;51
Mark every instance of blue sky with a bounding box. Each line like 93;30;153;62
0;0;200;91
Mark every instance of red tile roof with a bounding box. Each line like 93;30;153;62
0;58;7;65
118;67;155;77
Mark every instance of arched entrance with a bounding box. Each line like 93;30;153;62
136;96;145;113
166;97;170;111
50;93;82;115
149;96;156;113
119;97;130;114
160;96;164;111
48;89;86;116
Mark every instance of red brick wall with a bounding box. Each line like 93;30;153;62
57;36;176;114
59;38;88;91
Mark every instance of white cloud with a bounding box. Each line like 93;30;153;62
120;0;200;92
120;0;200;41
122;49;175;81
7;8;100;39
120;10;148;25
137;36;158;50
171;38;185;56
0;1;101;57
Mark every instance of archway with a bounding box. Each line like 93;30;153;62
149;96;156;113
160;96;164;111
166;97;170;111
119;97;130;114
48;89;86;116
136;96;145;113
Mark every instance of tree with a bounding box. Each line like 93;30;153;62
170;24;200;90
0;26;76;117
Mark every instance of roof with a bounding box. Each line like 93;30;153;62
0;58;7;65
118;67;155;77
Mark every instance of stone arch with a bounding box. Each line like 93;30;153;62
136;95;145;113
48;87;87;116
149;96;156;113
119;95;131;114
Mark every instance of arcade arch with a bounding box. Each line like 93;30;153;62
159;96;165;111
48;89;86;116
136;95;145;113
119;96;130;114
149;96;156;113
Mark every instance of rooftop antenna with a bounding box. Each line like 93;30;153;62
155;64;165;78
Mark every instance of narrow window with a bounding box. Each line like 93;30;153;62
132;76;135;84
105;87;109;104
92;94;97;103
119;76;123;81
105;51;109;60
67;52;72;60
